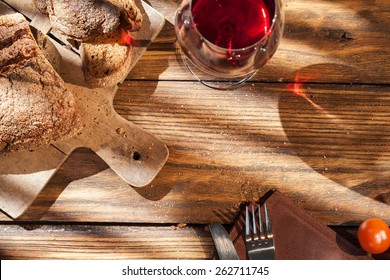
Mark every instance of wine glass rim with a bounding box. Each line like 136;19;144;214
189;0;281;52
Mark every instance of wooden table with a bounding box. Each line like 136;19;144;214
1;0;389;259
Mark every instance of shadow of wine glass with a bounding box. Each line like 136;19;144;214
252;0;390;85
278;63;390;203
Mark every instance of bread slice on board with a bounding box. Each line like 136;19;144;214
0;13;81;152
79;0;143;88
80;39;133;88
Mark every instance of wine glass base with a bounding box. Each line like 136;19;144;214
180;51;256;90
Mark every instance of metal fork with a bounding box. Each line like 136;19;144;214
245;203;275;260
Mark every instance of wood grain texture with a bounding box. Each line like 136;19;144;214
0;224;214;259
129;0;390;84
0;0;389;260
1;82;388;225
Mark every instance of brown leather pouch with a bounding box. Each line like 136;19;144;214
229;190;371;260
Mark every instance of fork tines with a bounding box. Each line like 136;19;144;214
245;203;275;260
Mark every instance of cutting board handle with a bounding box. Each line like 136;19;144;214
93;113;169;187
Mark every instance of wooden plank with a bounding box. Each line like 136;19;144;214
129;0;390;84
0;224;214;259
0;224;386;259
0;146;68;218
1;81;388;225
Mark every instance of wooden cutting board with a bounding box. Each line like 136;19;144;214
0;0;169;218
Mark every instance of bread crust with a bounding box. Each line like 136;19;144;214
33;0;143;42
46;0;121;41
0;13;81;151
108;0;143;32
33;0;49;14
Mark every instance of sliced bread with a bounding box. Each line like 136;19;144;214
80;0;143;88
80;39;133;88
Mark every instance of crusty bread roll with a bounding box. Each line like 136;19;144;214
37;0;121;41
0;13;81;152
33;0;142;42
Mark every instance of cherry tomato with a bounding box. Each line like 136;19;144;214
357;218;390;254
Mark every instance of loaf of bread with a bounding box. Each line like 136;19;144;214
36;0;121;41
0;13;81;151
33;0;142;42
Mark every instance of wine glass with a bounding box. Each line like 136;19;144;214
175;0;284;89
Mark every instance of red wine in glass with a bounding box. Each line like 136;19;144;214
175;0;284;89
192;0;272;49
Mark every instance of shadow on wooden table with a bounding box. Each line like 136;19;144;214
255;0;390;85
126;19;174;94
0;223;214;259
333;226;390;260
15;148;109;222
278;63;390;204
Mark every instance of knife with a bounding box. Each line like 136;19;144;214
209;223;240;260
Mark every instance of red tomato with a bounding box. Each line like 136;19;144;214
357;218;390;254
